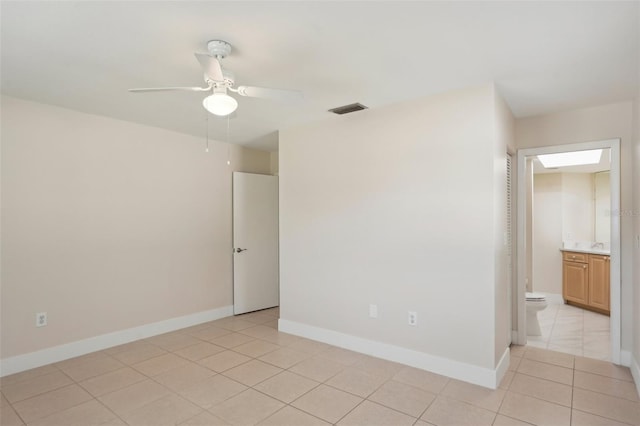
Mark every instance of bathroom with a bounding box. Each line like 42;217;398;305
526;148;612;361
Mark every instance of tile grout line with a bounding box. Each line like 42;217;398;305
195;337;632;426
569;407;637;426
546;303;561;350
264;401;329;426
521;347;639;425
6;311;637;426
5;395;29;426
10;383;95;426
415;391;437;425
331;395;366;425
156;333;320;423
1;370;75;406
93;395;130;426
258;352;409;424
569;358;575;426
496;368;512;424
328;371;409;417
104;315;283;424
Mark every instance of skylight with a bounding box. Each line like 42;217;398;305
537;149;603;168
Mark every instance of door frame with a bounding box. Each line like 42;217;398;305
515;139;621;364
507;150;515;345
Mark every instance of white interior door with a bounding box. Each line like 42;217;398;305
233;172;279;315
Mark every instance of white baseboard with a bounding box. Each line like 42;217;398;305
495;346;511;388
630;354;640;399
279;318;505;389
620;350;632;367
0;305;233;377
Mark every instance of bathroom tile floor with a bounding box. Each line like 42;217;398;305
2;308;639;426
526;296;611;361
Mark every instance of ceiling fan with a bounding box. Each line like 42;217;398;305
129;40;303;116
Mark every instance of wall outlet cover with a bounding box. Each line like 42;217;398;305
36;312;47;327
369;304;378;318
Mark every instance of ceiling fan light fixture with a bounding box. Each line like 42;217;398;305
203;92;238;116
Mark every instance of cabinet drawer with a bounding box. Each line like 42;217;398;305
563;252;588;263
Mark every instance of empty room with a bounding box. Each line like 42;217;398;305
1;1;640;425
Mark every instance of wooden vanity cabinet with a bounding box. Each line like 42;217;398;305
588;254;610;312
562;251;610;315
562;252;588;306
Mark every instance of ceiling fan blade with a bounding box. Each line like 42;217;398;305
194;53;224;81
129;86;211;93
236;85;303;101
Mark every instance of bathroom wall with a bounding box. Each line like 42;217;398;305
532;174;563;295
532;172;609;295
594;172;611;243
562;174;595;243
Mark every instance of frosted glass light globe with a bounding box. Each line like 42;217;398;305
203;93;238;116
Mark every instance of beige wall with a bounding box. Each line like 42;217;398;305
532;174;563;295
515;101;634;352
532;172;608;295
532;173;611;294
270;151;279;175
561;173;595;243
594;172;611;243
493;92;514;365
633;97;640;374
0;96;271;359
280;85;508;371
525;160;534;293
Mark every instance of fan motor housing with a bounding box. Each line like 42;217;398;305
208;69;234;87
207;40;232;58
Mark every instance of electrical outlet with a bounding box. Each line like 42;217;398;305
369;304;378;318
408;311;417;326
36;312;47;327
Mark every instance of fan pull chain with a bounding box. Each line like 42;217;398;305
205;111;210;153
226;116;231;165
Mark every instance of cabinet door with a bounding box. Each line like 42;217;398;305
563;261;588;305
589;255;610;312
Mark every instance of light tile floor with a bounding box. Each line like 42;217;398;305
526;296;611;361
1;307;639;425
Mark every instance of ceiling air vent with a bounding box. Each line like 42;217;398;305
328;102;368;115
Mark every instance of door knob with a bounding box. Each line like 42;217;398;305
234;248;247;253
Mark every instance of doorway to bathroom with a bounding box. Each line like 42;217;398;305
515;139;622;364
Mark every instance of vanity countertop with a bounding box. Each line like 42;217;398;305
560;248;610;256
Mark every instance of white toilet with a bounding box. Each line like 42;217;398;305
526;292;548;336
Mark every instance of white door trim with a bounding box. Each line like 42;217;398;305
516;139;621;364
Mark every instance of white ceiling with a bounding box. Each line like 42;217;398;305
1;1;638;151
